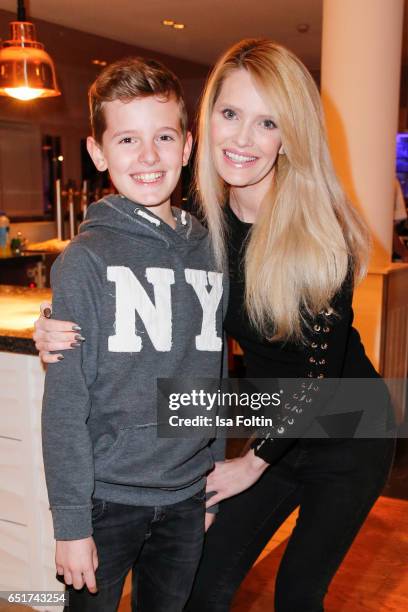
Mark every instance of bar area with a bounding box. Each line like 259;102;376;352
0;1;407;611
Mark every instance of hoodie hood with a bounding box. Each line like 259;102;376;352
79;194;208;248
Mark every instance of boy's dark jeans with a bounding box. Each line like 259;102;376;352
185;437;395;612
64;490;205;612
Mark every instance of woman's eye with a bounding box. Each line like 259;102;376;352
222;108;236;120
119;137;135;144
262;119;277;130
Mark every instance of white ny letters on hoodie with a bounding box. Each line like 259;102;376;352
108;266;223;352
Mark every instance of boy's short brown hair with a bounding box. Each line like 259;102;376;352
89;57;188;144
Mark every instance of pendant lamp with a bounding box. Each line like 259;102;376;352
0;0;60;101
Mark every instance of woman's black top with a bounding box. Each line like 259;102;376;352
224;205;379;464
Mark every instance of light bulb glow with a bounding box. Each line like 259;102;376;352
4;86;46;100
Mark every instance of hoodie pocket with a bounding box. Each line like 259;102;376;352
94;424;213;490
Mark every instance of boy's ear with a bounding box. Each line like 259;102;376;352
87;136;108;172
182;131;193;167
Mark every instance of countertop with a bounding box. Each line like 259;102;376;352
0;252;45;261
0;285;52;354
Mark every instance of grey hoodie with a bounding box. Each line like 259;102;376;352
42;195;227;540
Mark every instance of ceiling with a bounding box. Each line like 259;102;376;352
0;0;324;69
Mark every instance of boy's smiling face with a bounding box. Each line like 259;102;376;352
87;95;192;216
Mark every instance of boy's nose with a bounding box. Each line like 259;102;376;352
138;143;160;165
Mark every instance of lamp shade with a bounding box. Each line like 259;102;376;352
0;21;60;101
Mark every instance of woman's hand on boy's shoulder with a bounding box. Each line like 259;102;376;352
33;301;82;363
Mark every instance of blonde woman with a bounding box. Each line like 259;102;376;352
34;40;395;611
185;39;395;611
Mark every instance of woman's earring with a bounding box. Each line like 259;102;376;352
278;146;285;155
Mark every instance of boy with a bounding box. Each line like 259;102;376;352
42;57;225;612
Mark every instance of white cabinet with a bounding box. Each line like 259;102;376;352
0;352;64;611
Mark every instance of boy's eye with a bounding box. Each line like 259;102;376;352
119;136;136;144
222;108;236;120
158;134;175;142
261;119;277;130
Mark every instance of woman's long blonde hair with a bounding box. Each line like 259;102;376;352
195;38;370;342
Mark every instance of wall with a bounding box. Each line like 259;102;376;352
0;9;209;235
9;221;55;244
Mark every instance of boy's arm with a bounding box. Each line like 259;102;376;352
208;332;228;463
206;329;228;516
42;243;103;541
209;279;230;467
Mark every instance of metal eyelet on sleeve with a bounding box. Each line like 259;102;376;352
253;300;335;462
305;309;331;381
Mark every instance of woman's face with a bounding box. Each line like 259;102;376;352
210;68;282;195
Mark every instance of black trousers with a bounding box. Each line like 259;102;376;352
185;437;395;612
64;490;205;612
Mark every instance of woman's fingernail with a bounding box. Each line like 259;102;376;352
43;308;52;318
70;342;81;348
57;355;64;361
75;335;85;341
72;325;82;331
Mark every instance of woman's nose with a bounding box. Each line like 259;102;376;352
233;121;253;148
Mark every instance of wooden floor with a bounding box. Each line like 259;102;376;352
230;496;408;612
1;495;406;612
117;495;408;612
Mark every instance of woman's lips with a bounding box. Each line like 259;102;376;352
223;149;258;168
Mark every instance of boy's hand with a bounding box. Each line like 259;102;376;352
33;302;82;363
56;537;98;592
205;512;216;532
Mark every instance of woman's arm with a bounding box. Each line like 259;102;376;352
33;302;83;363
250;276;356;465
